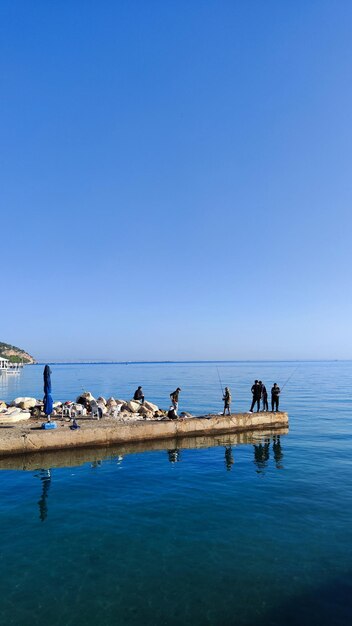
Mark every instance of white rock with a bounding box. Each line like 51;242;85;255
11;397;37;409
0;408;31;422
143;401;159;412
76;391;95;403
126;400;142;413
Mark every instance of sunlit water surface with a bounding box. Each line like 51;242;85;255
0;361;351;625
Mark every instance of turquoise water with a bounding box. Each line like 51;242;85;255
0;361;351;625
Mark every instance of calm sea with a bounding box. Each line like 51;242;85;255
0;361;351;626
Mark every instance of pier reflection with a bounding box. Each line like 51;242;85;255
0;428;288;473
0;428;288;521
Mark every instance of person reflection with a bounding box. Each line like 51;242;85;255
253;438;270;474
273;435;284;469
224;446;234;471
167;449;181;463
37;469;51;522
90;460;102;468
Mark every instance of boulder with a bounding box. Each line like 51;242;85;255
0;401;7;412
76;392;95;407
11;397;37;409
138;405;154;418
143;401;159;412
180;411;193;418
97;396;107;406
53;401;62;409
0;407;31;422
106;397;117;407
31;406;42;418
126;400;142;413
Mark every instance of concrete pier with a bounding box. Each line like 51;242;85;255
0;411;288;459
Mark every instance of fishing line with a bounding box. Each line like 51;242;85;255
216;367;224;395
280;365;299;391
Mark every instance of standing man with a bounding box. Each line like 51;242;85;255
170;387;181;415
249;380;261;412
133;386;145;404
260;381;269;412
223;386;231;416
271;383;281;412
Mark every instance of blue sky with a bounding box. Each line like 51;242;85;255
1;0;351;361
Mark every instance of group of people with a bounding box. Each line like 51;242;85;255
133;383;281;419
133;385;182;419
222;380;281;415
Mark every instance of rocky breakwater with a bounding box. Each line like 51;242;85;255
0;391;178;424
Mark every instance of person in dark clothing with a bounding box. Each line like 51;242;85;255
170;388;181;414
133;386;145;404
167;406;178;420
260;381;269;411
223;387;231;416
271;383;280;411
249;380;261;412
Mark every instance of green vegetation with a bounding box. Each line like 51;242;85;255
0;342;35;364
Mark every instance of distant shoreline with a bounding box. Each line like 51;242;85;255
31;359;347;365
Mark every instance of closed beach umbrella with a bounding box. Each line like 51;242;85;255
43;364;53;421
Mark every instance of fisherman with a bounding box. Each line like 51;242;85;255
223;386;231;416
271;383;281;412
170;387;181;414
167;406;178;420
260;381;269;412
249;380;261;412
133;386;145;404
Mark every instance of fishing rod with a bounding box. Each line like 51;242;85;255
280;365;299;392
216;367;224;396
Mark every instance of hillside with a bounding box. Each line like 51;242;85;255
0;342;35;364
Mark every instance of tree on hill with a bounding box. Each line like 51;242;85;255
0;341;35;364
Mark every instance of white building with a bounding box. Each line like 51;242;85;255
0;357;9;371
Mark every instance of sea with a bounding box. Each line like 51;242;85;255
0;361;351;626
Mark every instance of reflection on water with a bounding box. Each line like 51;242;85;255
167;448;181;463
224;445;234;470
253;435;284;474
0;371;23;398
273;434;284;469
35;469;51;522
6;430;286;522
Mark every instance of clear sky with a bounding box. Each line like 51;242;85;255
1;0;351;361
